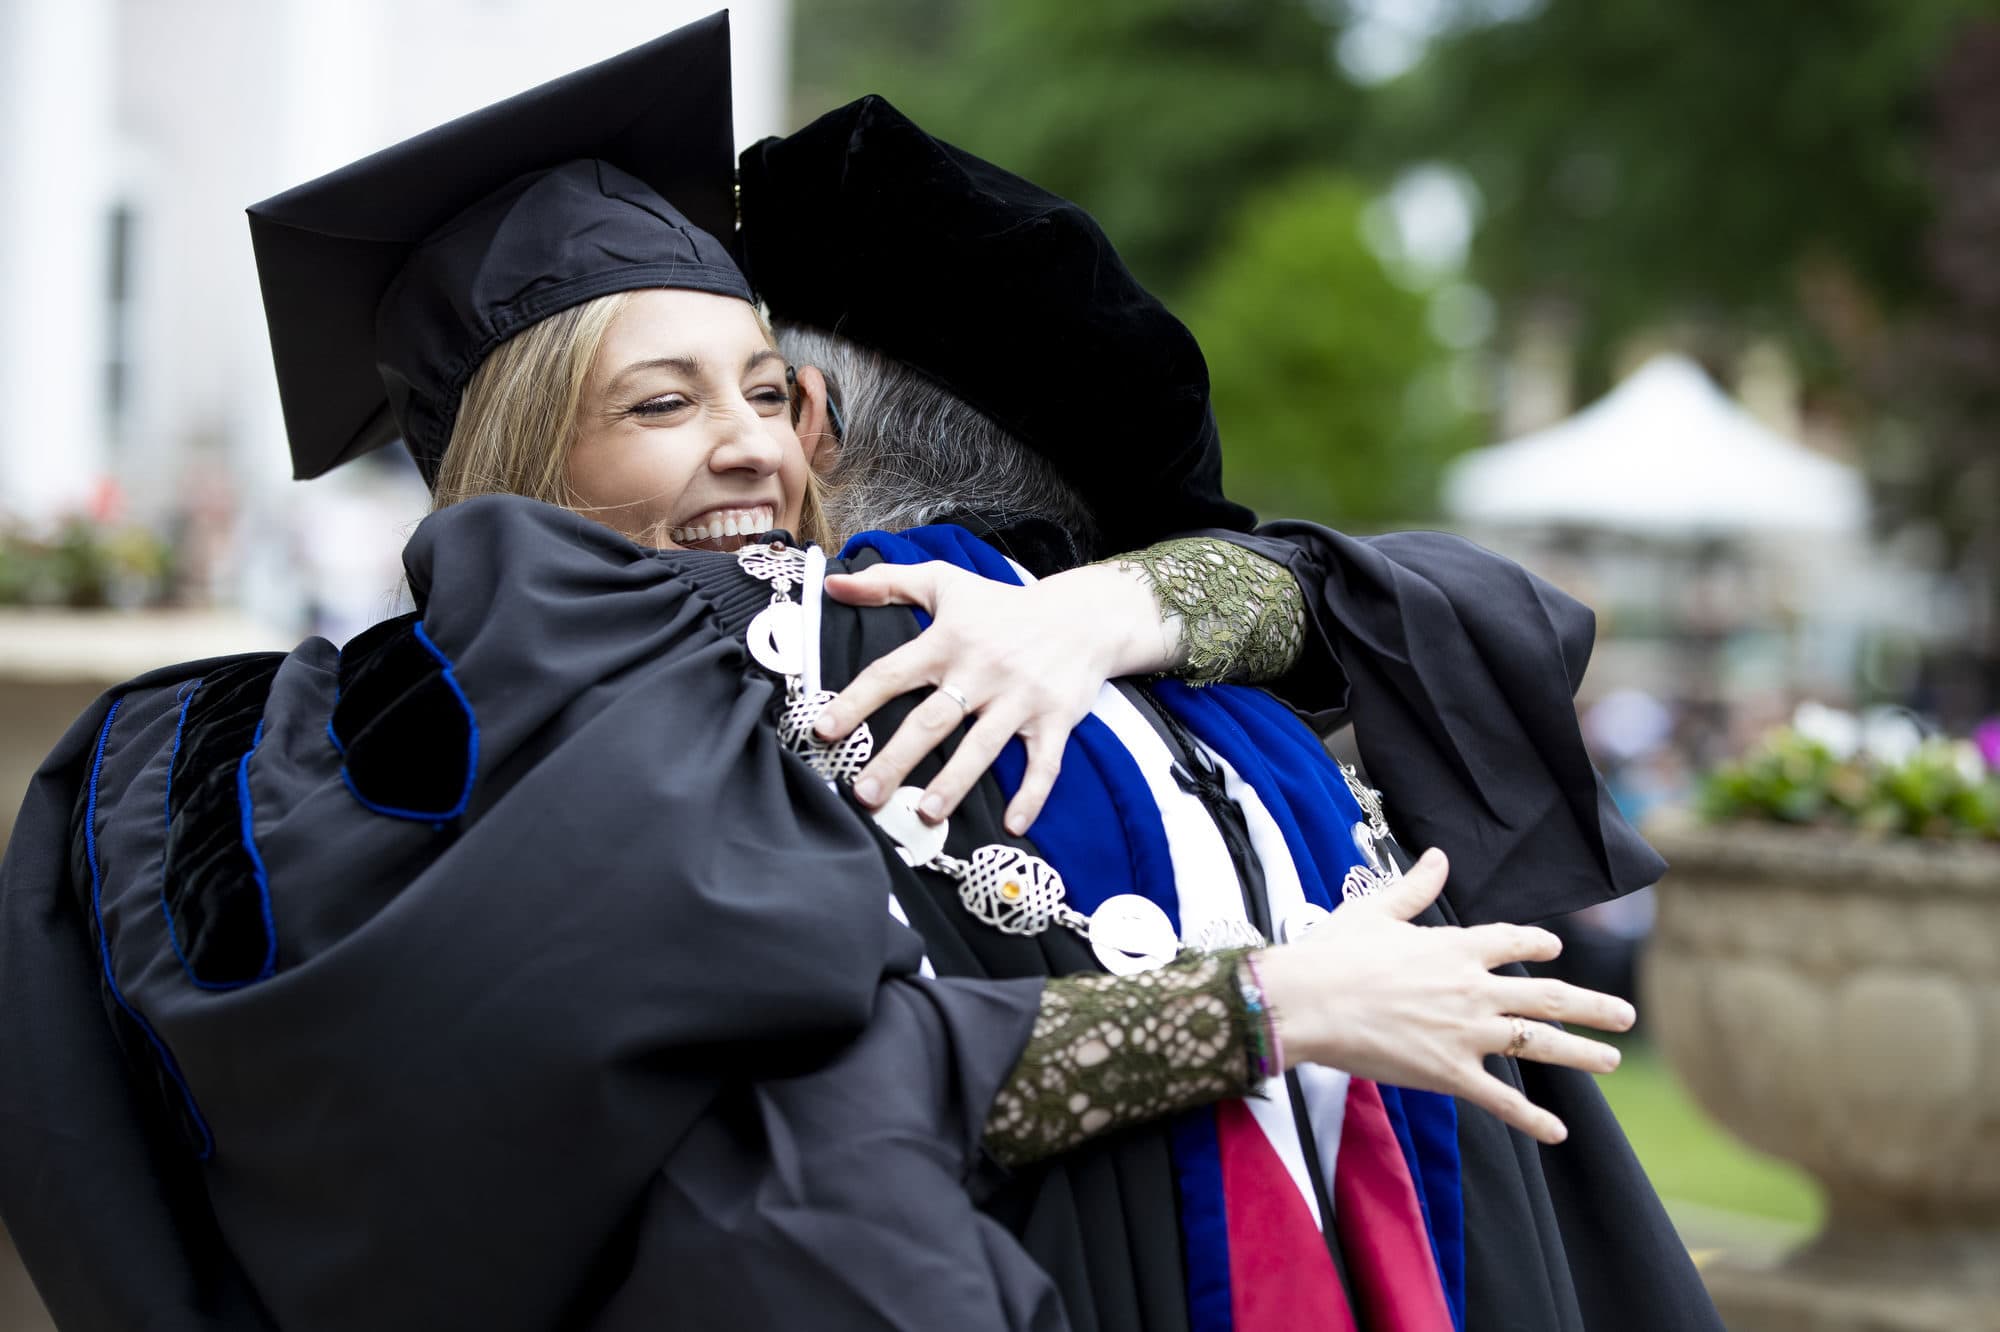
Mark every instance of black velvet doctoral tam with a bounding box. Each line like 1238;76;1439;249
738;96;1257;554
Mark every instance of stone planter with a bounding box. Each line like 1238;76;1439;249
1642;815;2000;1332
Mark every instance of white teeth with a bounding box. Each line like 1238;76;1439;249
670;506;774;546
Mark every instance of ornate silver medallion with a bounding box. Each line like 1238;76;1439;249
774;683;874;783
736;543;808;589
959;845;1071;937
1341;863;1393;902
796;726;874;783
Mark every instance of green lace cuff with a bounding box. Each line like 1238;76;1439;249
1111;538;1307;686
983;949;1260;1169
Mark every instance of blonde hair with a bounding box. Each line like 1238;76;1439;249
431;290;833;548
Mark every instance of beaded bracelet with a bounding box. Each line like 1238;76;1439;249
1236;953;1284;1083
1246;951;1285;1078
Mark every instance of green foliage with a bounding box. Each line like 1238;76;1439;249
1390;0;1991;368
791;0;2000;549
1598;1037;1822;1229
0;517;169;609
1180;174;1475;525
1699;726;2000;840
798;0;1363;297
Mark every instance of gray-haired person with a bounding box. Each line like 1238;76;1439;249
749;96;1719;1332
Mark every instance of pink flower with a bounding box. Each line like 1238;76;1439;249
1975;718;2000;772
88;477;126;526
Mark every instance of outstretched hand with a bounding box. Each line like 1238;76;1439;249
1255;849;1636;1145
816;560;1175;833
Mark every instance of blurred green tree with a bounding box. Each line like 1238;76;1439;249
1181;175;1474;525
788;0;1479;519
1384;2;2000;681
1388;0;1990;379
1835;24;2000;683
790;0;1363;298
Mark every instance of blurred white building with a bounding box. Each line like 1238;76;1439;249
0;0;790;636
1441;354;1963;758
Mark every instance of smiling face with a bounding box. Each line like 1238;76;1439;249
565;289;809;553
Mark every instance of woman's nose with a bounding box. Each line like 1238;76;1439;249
707;398;783;475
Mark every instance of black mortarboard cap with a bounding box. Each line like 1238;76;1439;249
248;12;748;486
737;95;1255;552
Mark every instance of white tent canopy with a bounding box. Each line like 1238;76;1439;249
1442;354;1869;537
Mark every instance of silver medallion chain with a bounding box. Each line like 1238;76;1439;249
1341;762;1391;840
736;541;873;782
734;538;1188;975
736;535;1413;945
1336;760;1404;903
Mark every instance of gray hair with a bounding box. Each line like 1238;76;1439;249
775;321;1101;556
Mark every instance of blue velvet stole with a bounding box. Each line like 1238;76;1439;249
844;526;1466;1329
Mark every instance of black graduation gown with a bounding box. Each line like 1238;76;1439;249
1;499;1718;1331
1208;522;1720;1329
0;496;1061;1332
820;521;1720;1332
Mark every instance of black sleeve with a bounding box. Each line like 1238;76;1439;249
0;666;278;1332
600;975;1065;1332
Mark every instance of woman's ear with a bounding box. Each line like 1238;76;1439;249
792;364;840;472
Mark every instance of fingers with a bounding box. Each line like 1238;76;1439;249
916;709;1026;824
1370;848;1448;921
1489;976;1637;1034
1464;921;1563;970
1486;1016;1623;1075
1461;1070;1569;1145
849;686;972;809
1002;734;1065;836
823;564;945;611
816;639;939;745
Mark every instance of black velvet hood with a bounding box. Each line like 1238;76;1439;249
738;95;1257;554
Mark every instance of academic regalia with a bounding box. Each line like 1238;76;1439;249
816;522;1719;1332
741;98;1717;1329
0;500;1717;1332
0;497;1069;1332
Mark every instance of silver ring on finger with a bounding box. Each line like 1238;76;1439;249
936;682;973;715
1505;1015;1533;1059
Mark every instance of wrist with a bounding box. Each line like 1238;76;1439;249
1249;944;1333;1071
1238;951;1286;1081
1056;561;1181;677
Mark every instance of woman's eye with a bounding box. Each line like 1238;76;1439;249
631;394;691;417
749;386;789;408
